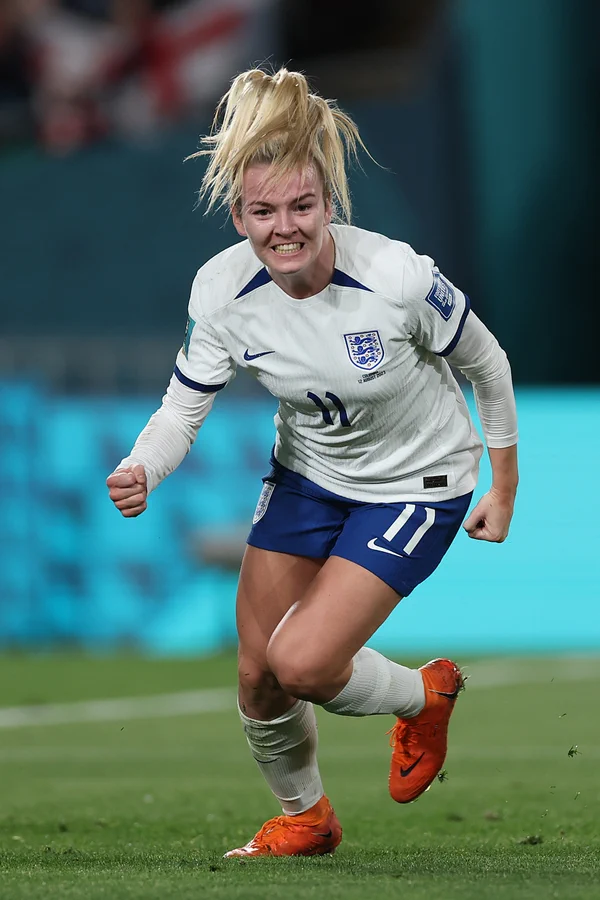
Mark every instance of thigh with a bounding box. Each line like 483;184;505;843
268;556;401;694
236;545;326;665
268;494;472;690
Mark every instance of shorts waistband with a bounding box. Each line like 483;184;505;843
267;455;352;504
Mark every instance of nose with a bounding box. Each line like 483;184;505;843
273;209;296;236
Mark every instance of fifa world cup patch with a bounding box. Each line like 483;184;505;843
182;315;196;358
253;481;276;524
425;273;455;320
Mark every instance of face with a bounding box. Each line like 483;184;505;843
232;163;332;277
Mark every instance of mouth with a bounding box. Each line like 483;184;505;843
271;242;304;255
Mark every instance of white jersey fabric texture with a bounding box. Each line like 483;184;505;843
120;224;518;502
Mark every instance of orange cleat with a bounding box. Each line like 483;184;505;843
224;795;342;858
388;658;464;804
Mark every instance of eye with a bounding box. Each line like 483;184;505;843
296;203;313;212
252;208;270;217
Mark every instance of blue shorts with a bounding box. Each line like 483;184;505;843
247;460;472;597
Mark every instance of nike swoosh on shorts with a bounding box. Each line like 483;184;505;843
367;538;404;558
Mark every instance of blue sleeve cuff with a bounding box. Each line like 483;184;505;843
174;364;228;393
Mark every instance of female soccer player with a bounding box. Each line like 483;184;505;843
107;68;518;858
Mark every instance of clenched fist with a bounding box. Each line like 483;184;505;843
106;464;148;518
462;487;514;543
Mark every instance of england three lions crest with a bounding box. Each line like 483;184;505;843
344;330;385;370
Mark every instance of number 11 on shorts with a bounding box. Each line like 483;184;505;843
368;505;436;557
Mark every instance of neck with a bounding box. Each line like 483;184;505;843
269;229;335;299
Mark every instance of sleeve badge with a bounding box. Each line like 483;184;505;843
425;273;456;320
182;316;196;358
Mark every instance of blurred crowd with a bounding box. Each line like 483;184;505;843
0;0;276;153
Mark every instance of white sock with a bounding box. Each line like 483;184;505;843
239;699;324;816
322;647;425;718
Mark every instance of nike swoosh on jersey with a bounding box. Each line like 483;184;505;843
400;753;425;777
244;349;275;361
367;538;404;558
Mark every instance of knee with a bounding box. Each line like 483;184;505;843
238;654;271;694
266;640;328;702
237;653;287;718
238;654;285;700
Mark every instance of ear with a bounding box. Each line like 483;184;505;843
231;205;247;237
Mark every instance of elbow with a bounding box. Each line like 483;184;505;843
466;354;511;389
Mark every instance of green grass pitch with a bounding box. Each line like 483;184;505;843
0;653;598;899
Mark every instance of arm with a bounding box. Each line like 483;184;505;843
445;312;518;541
118;373;217;493
107;272;236;517
399;247;518;540
106;374;217;517
488;444;519;500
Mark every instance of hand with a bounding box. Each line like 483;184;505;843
106;464;148;518
463;488;514;542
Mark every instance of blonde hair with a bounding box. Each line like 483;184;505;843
188;68;369;223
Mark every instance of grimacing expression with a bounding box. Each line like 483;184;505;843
232;164;332;276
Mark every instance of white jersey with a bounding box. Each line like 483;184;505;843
174;224;486;503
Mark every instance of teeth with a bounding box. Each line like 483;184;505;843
273;243;302;254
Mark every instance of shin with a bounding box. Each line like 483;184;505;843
238;658;323;815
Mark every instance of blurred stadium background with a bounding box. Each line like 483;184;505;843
1;0;599;659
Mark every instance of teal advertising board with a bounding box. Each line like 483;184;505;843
0;384;597;655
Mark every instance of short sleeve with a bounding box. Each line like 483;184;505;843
173;273;236;392
401;248;471;356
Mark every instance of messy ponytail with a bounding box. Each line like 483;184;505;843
188;68;370;223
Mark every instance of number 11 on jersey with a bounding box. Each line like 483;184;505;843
307;391;351;427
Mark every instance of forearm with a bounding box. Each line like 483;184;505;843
488;444;518;500
118;374;216;493
119;406;195;494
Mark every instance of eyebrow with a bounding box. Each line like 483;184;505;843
247;192;317;209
